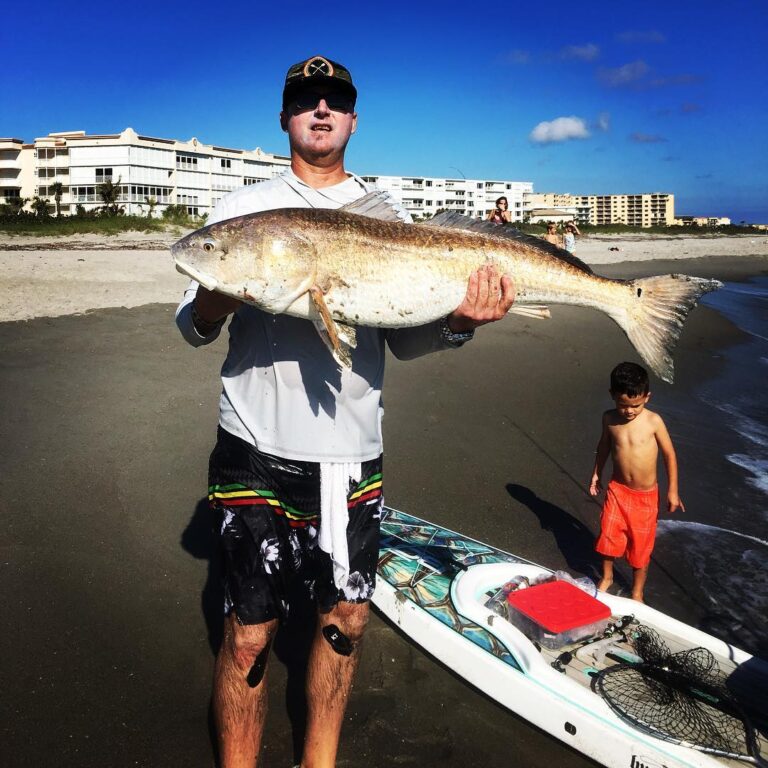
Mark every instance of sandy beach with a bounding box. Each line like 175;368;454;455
0;231;766;322
1;232;767;767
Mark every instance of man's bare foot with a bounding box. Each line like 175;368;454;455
630;593;645;603
597;578;613;592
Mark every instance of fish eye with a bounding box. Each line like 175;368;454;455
202;239;216;253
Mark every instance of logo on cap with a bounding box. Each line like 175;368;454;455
303;56;334;78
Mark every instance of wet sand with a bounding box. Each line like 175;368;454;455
1;250;766;767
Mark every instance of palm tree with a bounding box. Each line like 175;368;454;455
49;181;65;217
144;195;158;218
98;175;123;216
5;196;28;215
31;196;51;218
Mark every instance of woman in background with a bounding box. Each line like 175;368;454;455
487;196;512;224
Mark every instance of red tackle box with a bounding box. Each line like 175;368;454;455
506;580;611;649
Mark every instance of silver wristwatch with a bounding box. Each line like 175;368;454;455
439;316;475;347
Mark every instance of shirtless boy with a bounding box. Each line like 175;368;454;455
588;362;684;602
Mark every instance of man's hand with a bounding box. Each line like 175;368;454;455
667;494;685;514
194;286;242;323
447;265;515;333
589;476;602;497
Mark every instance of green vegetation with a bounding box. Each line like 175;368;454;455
0;198;206;236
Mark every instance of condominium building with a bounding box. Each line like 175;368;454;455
576;193;674;227
524;192;675;227
360;175;533;221
3;128;291;217
0;138;32;204
3;128;534;222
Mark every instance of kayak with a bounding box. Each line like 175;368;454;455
371;506;768;768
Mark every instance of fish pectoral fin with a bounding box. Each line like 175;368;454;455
253;273;315;313
509;304;551;319
309;286;354;368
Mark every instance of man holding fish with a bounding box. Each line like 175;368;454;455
175;55;515;768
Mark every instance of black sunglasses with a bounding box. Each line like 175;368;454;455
290;92;354;114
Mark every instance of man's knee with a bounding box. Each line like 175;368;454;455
322;602;370;653
223;616;276;675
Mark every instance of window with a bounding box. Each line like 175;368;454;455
220;158;232;169
95;168;113;181
129;185;171;203
176;154;198;170
72;186;96;202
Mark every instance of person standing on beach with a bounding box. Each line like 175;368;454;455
588;362;684;602
487;196;512;224
175;55;515;768
563;221;580;253
543;222;562;247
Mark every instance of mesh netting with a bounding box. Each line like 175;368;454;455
595;626;763;763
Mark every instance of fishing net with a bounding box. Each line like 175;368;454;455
595;626;765;764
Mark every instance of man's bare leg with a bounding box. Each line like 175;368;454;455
213;613;278;768
631;565;649;602
598;556;614;592
301;601;370;768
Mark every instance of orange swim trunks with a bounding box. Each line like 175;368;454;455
595;480;659;568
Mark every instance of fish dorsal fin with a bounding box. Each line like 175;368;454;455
339;190;410;222
419;211;594;274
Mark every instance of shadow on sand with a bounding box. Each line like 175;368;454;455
505;483;631;593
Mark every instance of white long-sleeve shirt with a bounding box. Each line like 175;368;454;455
176;169;457;463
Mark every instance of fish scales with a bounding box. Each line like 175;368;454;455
172;198;721;382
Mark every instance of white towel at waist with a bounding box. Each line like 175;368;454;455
319;462;361;589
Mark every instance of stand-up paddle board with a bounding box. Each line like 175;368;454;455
372;507;767;768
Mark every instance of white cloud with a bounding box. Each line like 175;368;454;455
596;112;610;132
598;60;649;87
560;43;600;61
529;116;590;144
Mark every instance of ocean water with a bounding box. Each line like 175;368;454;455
654;275;768;658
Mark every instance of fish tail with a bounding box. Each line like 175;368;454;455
614;274;722;383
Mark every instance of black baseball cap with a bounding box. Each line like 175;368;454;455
282;55;357;109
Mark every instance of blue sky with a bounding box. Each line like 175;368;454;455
3;0;767;222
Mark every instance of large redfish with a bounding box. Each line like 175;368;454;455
172;192;720;382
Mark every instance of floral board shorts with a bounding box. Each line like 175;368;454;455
208;427;383;624
595;480;659;569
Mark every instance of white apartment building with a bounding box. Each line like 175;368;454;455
3;128;534;222
0;138;33;204
361;175;533;221
3;128;291;217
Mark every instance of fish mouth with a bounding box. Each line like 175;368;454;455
174;259;219;292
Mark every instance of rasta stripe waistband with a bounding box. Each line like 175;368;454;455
348;473;383;507
209;473;383;525
209;483;317;527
